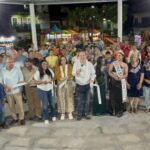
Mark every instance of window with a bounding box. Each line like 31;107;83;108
12;18;17;26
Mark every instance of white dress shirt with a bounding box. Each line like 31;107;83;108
72;60;96;85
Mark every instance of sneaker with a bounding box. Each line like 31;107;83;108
60;114;65;120
44;120;49;125
68;113;73;120
52;117;56;122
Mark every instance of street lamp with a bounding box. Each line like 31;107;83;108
91;5;95;9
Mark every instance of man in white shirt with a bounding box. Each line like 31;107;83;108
72;50;96;120
3;56;25;125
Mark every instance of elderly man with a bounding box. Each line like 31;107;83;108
10;49;24;68
3;56;25;125
22;58;41;120
72;50;96;120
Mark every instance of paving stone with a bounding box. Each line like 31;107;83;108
117;134;141;143
31;122;51;128
32;148;57;150
102;126;127;134
143;132;150;139
100;148;118;150
3;146;28;150
85;136;114;148
26;127;51;137
6;126;28;136
127;122;149;132
0;137;9;145
75;128;102;136
36;138;59;148
123;144;148;150
51;128;75;137
60;137;85;148
8;138;30;147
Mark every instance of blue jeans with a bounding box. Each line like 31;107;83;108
143;86;150;109
37;89;56;120
0;101;5;124
76;84;91;117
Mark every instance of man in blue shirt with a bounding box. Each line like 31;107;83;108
3;56;25;125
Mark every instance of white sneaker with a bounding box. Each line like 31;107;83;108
44;120;49;125
68;113;73;120
60;114;65;120
52;117;56;122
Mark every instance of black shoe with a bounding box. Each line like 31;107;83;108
116;112;123;118
10;119;18;125
85;115;91;120
77;116;82;121
20;119;25;125
35;116;42;122
29;117;34;121
1;123;9;129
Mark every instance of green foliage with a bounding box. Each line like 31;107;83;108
61;3;128;29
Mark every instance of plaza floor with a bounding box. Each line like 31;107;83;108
0;111;150;150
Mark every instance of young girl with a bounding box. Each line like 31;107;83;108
143;59;150;112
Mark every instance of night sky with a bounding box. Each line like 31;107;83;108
0;4;27;35
0;1;149;36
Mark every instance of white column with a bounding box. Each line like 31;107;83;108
117;0;123;42
29;3;38;50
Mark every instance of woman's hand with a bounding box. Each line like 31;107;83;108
137;82;142;90
114;76;119;81
127;83;131;89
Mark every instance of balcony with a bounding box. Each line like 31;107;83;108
12;24;41;32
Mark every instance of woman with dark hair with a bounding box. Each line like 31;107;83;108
34;60;56;124
108;51;128;117
55;56;74;120
127;54;144;113
93;57;107;115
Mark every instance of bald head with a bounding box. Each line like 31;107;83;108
6;56;14;70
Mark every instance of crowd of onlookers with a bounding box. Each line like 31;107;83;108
0;37;150;130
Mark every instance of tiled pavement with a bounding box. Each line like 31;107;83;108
1;111;150;150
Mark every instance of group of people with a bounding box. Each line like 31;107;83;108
0;38;150;130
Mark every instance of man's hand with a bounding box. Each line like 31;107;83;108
76;69;81;75
5;86;11;92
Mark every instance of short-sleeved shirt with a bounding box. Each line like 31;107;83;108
34;68;54;91
46;55;58;69
2;67;24;95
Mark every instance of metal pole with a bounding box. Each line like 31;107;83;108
117;0;123;42
29;3;38;50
